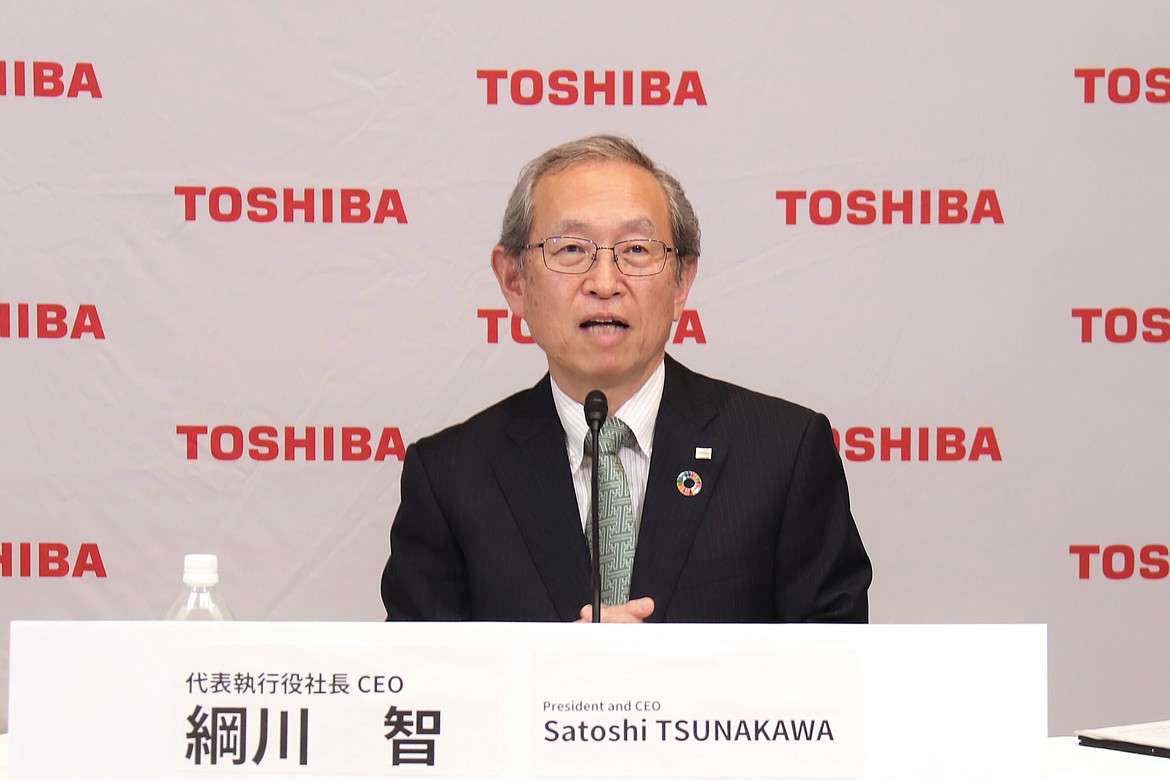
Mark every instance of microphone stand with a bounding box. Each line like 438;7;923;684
590;420;601;623
584;390;607;623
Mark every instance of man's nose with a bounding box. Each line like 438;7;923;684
585;247;623;295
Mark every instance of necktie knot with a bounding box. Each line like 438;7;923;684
586;417;634;456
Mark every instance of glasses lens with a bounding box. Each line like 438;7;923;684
543;236;596;273
614;240;667;276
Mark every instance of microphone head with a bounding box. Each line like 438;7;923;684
584;390;608;428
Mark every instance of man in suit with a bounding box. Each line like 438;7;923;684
382;135;871;623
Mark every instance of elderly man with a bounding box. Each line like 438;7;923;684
381;134;871;623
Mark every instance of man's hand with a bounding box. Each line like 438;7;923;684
577;597;655;623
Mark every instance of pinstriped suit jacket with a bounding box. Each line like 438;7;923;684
381;355;871;623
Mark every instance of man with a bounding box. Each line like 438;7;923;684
382;135;871;623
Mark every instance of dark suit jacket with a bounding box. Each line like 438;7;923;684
381;355;871;623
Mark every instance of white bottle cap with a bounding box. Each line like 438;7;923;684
182;553;220;587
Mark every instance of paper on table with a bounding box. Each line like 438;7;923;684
1076;720;1170;758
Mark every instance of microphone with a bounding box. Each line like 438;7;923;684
584;390;607;623
584;390;607;429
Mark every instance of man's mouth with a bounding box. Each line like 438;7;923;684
580;318;629;333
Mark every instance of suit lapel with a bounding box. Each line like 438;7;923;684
491;376;592;620
631;357;728;621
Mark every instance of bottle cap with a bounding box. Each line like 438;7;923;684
182;553;220;587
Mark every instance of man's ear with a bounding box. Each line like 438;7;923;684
491;244;526;318
672;257;698;321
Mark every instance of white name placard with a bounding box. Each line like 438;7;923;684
533;647;858;777
8;622;1046;779
173;641;506;775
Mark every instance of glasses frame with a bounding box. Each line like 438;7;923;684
522;236;677;277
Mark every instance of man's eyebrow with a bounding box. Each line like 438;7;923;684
549;217;660;237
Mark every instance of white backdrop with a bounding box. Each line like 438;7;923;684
3;1;1168;736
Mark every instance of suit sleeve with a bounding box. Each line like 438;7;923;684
774;413;872;623
381;442;472;620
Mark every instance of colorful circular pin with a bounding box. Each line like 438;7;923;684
676;470;702;497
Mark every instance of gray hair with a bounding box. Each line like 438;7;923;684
498;134;701;280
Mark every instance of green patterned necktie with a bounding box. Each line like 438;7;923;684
585;417;637;605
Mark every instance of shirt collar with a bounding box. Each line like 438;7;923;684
551;360;665;470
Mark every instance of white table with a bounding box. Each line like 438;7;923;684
1045;736;1168;779
1;734;1167;779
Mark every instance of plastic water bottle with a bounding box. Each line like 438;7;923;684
166;553;233;620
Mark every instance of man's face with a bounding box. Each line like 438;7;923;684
492;159;697;405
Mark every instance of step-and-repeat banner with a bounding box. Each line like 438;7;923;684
2;1;1166;736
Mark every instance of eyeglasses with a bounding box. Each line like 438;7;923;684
522;236;677;277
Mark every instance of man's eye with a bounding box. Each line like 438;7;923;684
548;239;594;258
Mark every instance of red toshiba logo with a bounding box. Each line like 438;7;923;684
1071;307;1170;343
0;303;105;339
477;69;707;106
0;60;102;97
775;190;1004;225
831;426;1002;462
174;187;408;224
1070;545;1169;579
0;542;107;577
478;308;707;345
176;425;406;462
1075;68;1170;103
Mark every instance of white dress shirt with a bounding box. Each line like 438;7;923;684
550;360;665;539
